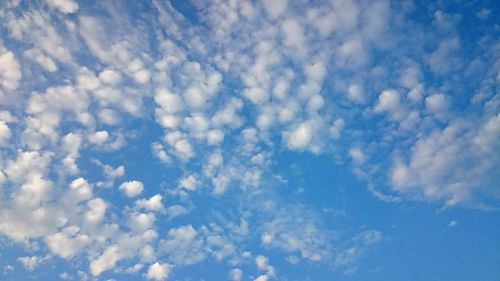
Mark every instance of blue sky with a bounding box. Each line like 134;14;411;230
0;0;499;280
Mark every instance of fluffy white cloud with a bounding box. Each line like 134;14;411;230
262;0;288;19
147;262;171;281
90;245;121;276
389;118;499;206
136;194;163;212
425;93;449;120
84;198;107;225
88;130;109;145
46;0;79;14
347;83;365;104
24;48;57;72
230;268;243;281
0;1;497;280
0;121;11;146
99;68;122;85
254;275;269;281
119;180;144;198
160;225;206;266
255;255;269;270
45;226;89;258
179;175;198;191
0;49;22;91
349;147;366;164
17;256;42;271
128;212;155;233
281;19;305;49
284;122;313;150
373;89;407;120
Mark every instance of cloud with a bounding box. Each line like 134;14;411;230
17;256;43;271
425;93;449;120
147;262;172;281
90;245;121;276
349;147;366;164
388;118;499;206
373;89;407;121
119;181;145;198
262;0;288;19
0;1;498;280
0;120;12;146
45;226;89;258
136;195;164;212
160;225;206;266
0;48;22;91
178;175;198;191
284;122;313;150
230;268;243;281
46;0;79;14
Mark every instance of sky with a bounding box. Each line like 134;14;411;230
0;0;499;280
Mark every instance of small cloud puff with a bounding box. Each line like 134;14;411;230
119;180;144;198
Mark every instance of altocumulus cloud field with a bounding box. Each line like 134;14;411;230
0;0;499;280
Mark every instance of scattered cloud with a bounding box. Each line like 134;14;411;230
0;1;497;280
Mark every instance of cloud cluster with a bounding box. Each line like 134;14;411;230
0;0;497;280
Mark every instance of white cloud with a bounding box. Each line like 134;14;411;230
474;113;500;153
98;108;120;125
254;275;269;281
134;69;151;84
0;121;12;146
99;68;122;85
428;37;460;75
84;198;107;225
388;118;499;206
349;147;366;164
261;206;329;262
255;255;269;270
230;268;243;281
165;205;189;220
64;178;93;204
284;122;313;150
164;131;194;160
90;245;121;276
373;89;407;120
160;225;206;266
281;19;305;49
0;1;497;279
17;256;42;271
211;98;243;127
329;119;345;140
347;83;365;104
185;114;209;136
45;226;89;258
425;93;449;120
24;48;57;72
95;161;125;188
243;87;268;104
119;180;144;198
147;262;171;281
179;175;198;191
262;0;288;19
151;142;171;163
46;0;79;14
128;212;155;233
207;129;224;145
88;130;109;145
0;49;22;91
136;195;163;212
